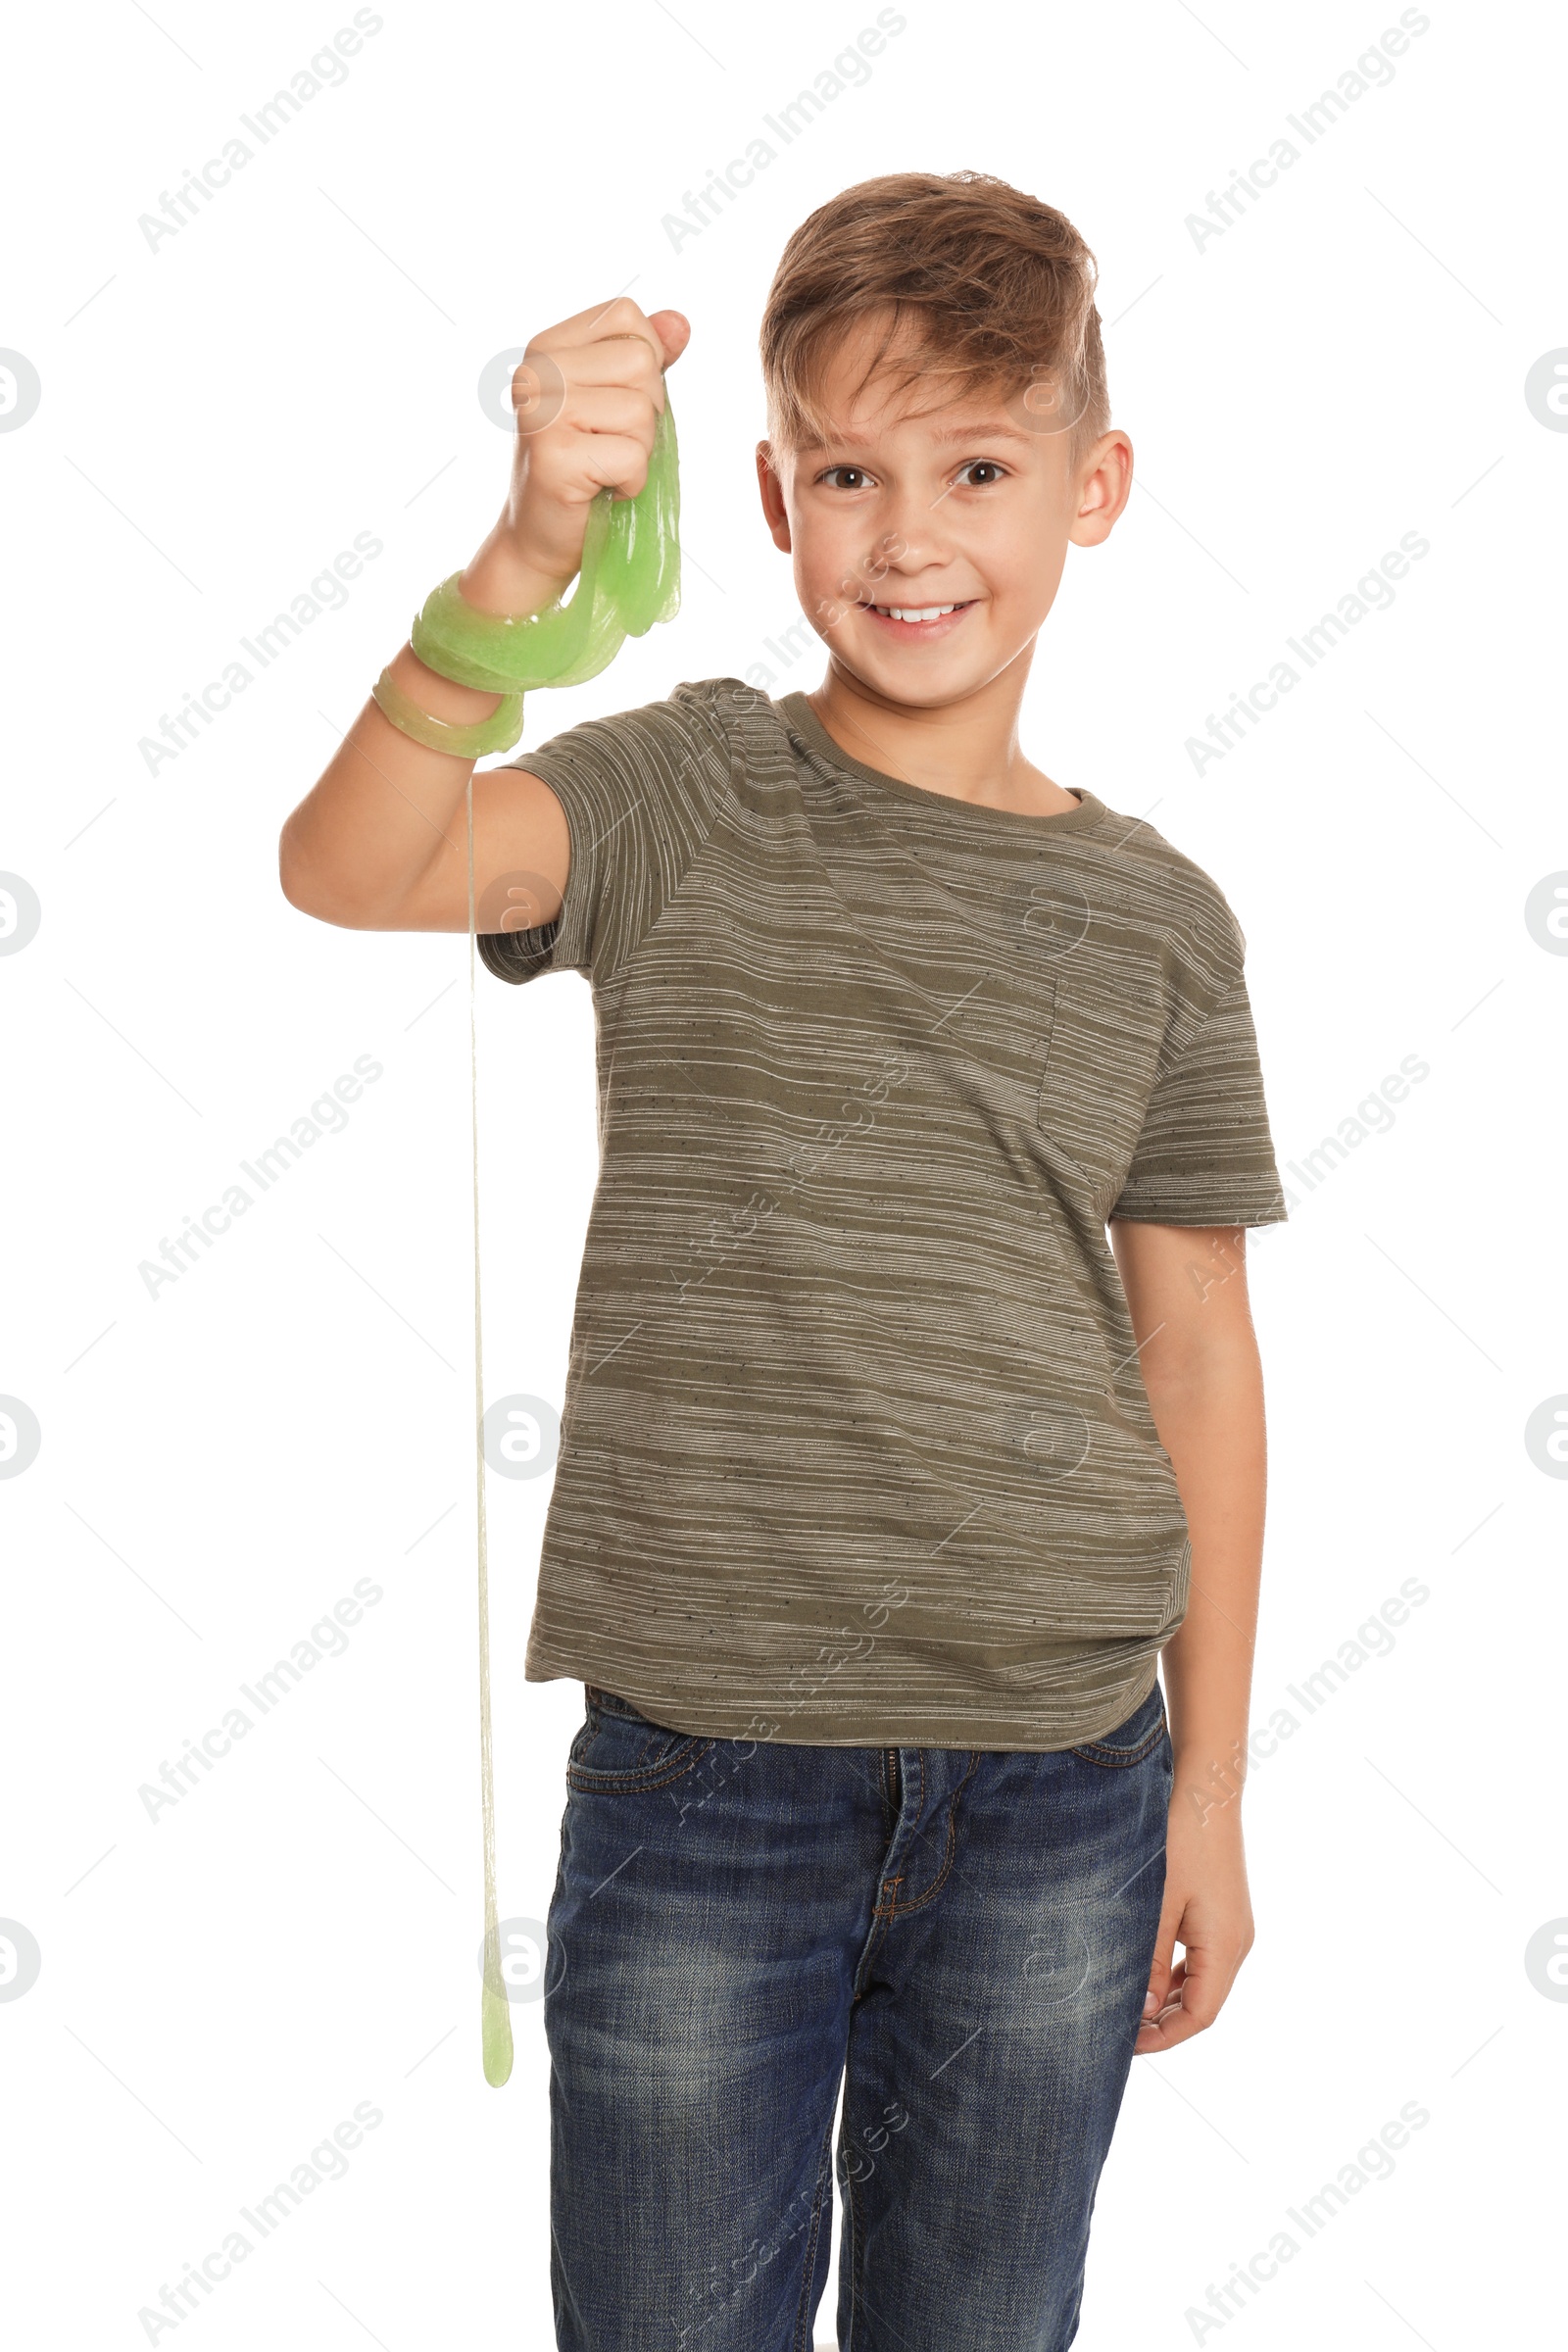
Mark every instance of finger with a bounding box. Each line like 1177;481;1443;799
553;383;659;446
1136;2001;1207;2054
1142;1898;1182;2020
535;294;664;372
1137;1948;1233;2055
1141;1956;1185;2029
645;308;691;370
542;333;665;397
1155;1957;1189;2018
548;427;652;502
1135;1960;1192;2053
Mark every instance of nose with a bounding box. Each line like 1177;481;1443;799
858;483;959;598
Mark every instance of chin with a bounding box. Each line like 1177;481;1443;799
851;661;990;709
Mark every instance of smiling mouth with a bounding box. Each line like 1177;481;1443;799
858;599;976;629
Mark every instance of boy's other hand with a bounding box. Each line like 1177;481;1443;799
467;297;689;610
1136;1791;1254;2055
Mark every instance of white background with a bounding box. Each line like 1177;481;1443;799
4;1;1564;2344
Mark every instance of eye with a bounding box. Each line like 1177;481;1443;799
819;465;874;490
956;460;1007;487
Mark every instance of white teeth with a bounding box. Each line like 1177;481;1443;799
874;604;957;622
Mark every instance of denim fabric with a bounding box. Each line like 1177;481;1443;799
543;1681;1172;2352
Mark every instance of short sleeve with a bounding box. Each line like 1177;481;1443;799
476;677;733;989
1109;967;1288;1228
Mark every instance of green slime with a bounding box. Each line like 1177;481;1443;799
415;399;681;696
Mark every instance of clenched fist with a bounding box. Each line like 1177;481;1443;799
467;296;690;612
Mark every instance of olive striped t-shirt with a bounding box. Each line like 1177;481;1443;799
479;677;1286;1749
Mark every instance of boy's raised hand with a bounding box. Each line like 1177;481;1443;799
472;296;690;605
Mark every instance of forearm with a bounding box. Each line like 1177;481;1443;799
1108;1220;1268;2048
277;537;572;928
1143;1320;1266;1820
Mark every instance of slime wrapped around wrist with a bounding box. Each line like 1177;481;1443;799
413;398;681;696
370;667;524;758
462;391;681;2094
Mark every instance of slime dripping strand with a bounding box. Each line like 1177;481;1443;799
465;396;681;2086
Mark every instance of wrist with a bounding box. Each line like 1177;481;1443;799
462;525;575;620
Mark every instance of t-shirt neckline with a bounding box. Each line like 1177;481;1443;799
777;689;1105;837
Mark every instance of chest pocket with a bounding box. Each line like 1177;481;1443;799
1038;956;1168;1201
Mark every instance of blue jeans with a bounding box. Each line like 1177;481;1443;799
543;1680;1172;2352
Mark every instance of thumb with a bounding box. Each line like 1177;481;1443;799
1143;1894;1181;2018
646;309;692;372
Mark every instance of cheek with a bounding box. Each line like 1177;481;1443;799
790;509;867;615
986;522;1069;620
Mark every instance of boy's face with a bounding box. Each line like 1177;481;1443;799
757;315;1132;710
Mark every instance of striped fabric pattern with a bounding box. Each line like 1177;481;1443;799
480;678;1287;1750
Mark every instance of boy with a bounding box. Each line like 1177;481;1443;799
279;171;1285;2352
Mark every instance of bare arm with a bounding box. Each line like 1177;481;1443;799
1107;1217;1266;2052
276;297;689;934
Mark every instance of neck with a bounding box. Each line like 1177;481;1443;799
806;647;1079;817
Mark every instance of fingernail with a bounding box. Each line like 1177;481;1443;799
1142;1990;1158;2016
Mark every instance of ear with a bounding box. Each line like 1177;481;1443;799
756;441;793;553
1068;429;1134;550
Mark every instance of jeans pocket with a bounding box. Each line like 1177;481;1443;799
566;1690;713;1792
1067;1683;1169;1767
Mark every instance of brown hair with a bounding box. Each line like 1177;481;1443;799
760;170;1108;454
